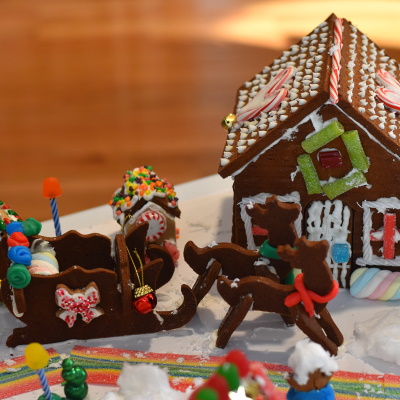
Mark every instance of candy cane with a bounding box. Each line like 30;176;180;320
329;18;343;104
237;88;288;123
236;67;296;123
376;69;400;93
375;70;400;112
375;87;400;112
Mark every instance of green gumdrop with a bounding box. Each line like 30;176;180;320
342;130;370;172
297;154;322;194
22;218;42;236
0;220;6;232
301;121;344;153
7;264;31;289
195;388;219;400
64;382;88;400
322;170;367;200
217;362;240;391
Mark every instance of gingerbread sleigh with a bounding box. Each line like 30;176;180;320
0;221;197;347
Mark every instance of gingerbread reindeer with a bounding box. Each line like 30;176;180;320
216;236;343;355
184;196;300;304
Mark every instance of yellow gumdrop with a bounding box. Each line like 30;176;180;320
25;343;49;370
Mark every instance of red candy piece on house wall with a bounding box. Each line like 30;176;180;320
318;149;343;168
383;213;396;259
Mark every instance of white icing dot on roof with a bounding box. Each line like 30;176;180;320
389;131;396;139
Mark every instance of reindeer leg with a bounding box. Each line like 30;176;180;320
316;308;344;347
216;295;254;349
289;305;339;356
192;260;221;304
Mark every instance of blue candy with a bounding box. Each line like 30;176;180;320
6;221;24;235
8;246;32;266
331;243;350;263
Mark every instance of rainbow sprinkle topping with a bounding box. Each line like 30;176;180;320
110;166;179;216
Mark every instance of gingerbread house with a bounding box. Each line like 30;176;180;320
218;14;400;287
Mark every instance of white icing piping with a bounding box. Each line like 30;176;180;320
231;107;323;177
239;192;302;250
11;291;24;318
306;200;350;287
357;197;400;267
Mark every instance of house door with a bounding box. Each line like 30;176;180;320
305;200;352;288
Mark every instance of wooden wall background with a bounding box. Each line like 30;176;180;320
2;1;400;222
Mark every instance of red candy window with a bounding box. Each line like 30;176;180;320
318;149;342;168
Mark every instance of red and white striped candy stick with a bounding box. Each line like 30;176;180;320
262;66;296;94
376;69;400;93
375;69;400;112
236;67;295;123
329;17;343;104
375;87;400;112
237;88;288;123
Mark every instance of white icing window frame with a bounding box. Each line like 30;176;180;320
305;200;351;287
239;192;302;250
357;197;400;267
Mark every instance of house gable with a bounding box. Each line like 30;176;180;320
219;14;400;179
218;14;335;178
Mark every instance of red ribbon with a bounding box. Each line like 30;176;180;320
284;273;339;317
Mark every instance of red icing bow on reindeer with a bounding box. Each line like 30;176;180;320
375;69;400;113
236;67;296;123
284;273;339;317
55;282;104;328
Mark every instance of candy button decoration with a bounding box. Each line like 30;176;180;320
22;218;42;237
5;221;24;235
136;210;167;241
8;246;32;266
7;264;31;289
7;231;30;247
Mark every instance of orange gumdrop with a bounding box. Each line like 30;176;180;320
42;177;62;198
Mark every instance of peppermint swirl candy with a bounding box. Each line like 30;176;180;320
350;267;400;300
7;264;32;289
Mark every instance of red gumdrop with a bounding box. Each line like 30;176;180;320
7;232;29;247
206;373;230;400
42;177;62;199
225;349;250;378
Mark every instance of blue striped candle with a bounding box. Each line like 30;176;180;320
38;368;52;400
49;198;62;237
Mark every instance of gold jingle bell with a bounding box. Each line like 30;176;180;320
134;284;154;298
221;113;237;130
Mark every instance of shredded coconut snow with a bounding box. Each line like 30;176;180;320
288;339;338;385
348;308;400;365
101;363;187;400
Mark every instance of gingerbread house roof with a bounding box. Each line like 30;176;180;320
218;14;400;178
